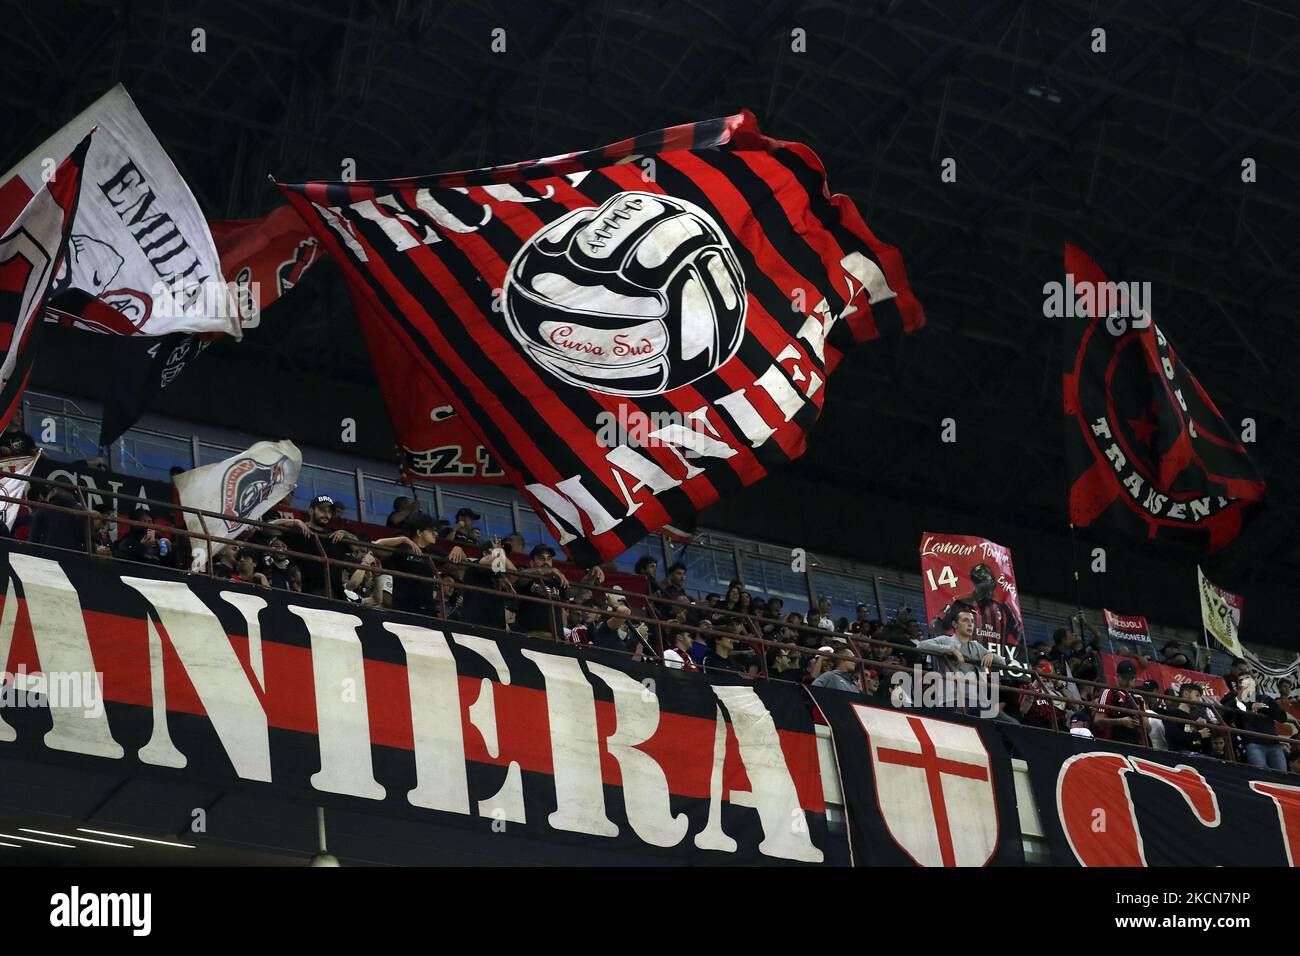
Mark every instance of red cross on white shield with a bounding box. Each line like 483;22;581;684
851;704;1002;866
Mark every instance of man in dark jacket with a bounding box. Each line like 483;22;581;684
29;482;88;552
1220;676;1289;770
1164;684;1216;755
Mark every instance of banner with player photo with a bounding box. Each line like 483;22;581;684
1015;727;1300;866
279;110;924;566
919;532;1024;656
0;537;837;866
1103;609;1152;649
812;693;1024;866
1199;566;1245;659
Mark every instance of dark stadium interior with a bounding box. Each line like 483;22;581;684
3;0;1297;643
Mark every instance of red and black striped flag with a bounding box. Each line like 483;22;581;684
0;135;90;431
279;111;924;565
1061;243;1265;554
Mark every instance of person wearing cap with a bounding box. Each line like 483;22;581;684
1159;641;1191;669
1068;708;1095;738
509;543;573;640
812;647;861;693
268;495;358;597
1093;659;1149;745
382;514;466;614
862;666;892;704
445;506;481;544
802;645;834;683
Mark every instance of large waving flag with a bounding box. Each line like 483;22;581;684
0;85;237;338
0;136;90;430
279;111;923;565
1062;243;1265;554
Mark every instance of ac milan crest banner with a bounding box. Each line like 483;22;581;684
1199;566;1245;658
353;295;508;484
1103;609;1151;648
812;693;1024;866
278;111;924;565
1061;243;1265;554
919;532;1023;653
0;136;89;431
173;439;301;558
208;204;323;331
0;537;836;865
1015;727;1300;866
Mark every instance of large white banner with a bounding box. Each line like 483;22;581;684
0;85;239;337
175;440;301;558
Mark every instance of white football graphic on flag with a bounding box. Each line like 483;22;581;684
502;191;747;396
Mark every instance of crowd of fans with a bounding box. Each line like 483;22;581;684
8;437;1299;776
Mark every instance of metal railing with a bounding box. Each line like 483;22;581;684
26;389;1293;679
4;474;1297;763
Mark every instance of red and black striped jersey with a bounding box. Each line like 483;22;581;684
935;598;1023;646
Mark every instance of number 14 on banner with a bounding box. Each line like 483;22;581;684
925;566;958;591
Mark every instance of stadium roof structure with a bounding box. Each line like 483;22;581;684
4;0;1299;642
